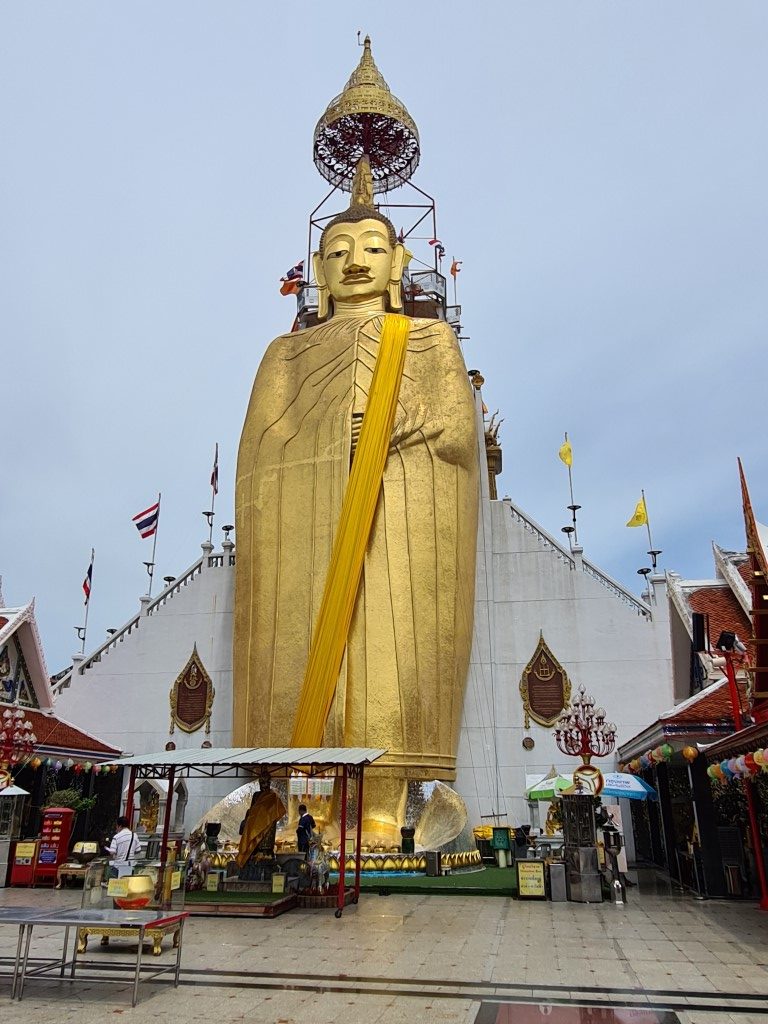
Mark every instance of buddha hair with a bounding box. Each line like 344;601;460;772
319;205;397;253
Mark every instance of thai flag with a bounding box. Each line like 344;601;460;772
283;260;304;281
132;501;160;539
82;550;94;604
210;443;219;496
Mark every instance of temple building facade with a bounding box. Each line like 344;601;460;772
53;385;675;834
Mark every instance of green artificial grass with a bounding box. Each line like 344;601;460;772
185;889;292;905
356;865;517;896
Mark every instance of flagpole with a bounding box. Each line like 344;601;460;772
641;488;661;570
563;432;580;547
147;492;160;598
209;444;217;544
81;548;94;654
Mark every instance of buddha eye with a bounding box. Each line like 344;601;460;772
328;249;347;259
366;246;386;254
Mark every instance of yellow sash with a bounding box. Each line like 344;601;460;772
290;314;412;746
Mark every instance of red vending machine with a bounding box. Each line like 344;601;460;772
34;807;75;886
9;840;39;887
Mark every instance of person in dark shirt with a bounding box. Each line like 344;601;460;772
296;804;316;854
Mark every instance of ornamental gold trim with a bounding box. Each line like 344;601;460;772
519;631;572;729
169;644;215;735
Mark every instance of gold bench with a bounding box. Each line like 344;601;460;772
76;920;181;958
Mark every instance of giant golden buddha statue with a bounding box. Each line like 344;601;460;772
233;39;478;839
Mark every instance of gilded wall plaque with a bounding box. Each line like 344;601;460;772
169;644;214;735
519;632;571;729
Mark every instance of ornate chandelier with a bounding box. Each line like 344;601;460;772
0;707;38;768
554;686;616;764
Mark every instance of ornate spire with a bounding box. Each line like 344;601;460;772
313;35;420;195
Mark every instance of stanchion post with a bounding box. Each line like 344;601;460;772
354;768;364;901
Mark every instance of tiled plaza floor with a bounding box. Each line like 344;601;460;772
1;879;767;1023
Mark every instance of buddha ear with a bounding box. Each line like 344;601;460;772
313;251;330;320
388;242;406;312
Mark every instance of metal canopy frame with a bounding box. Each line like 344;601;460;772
112;746;386;919
306;177;439;282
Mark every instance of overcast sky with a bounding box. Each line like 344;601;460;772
2;2;766;673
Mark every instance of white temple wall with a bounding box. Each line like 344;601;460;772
456;497;674;829
55;555;236;830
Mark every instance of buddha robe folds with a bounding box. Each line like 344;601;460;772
234;313;478;781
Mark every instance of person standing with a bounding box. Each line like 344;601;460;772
296;804;316;854
105;815;141;878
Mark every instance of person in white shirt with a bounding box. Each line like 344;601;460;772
105;816;141;877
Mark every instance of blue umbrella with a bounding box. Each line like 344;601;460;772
600;772;658;801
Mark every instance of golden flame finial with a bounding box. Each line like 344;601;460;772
350;155;374;207
313;36;420;194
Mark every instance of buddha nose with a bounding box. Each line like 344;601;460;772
345;241;370;273
344;258;368;275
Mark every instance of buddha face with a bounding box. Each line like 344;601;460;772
317;218;402;307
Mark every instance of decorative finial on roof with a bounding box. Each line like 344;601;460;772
313;36;420;194
350;155;374;207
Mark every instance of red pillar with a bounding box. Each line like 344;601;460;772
724;651;768;911
160;767;175;868
337;766;347;917
123;766;137;824
354;769;364;902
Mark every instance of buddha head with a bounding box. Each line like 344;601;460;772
313;157;406;319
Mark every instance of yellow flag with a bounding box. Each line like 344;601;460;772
626;497;648;528
558;440;573;467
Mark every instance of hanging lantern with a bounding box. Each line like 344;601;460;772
92;764;101;774
735;755;747;775
45;758;53;767
65;758;74;769
660;743;673;760
30;757;41;770
754;749;765;767
711;764;725;781
84;762;92;772
630;759;641;772
682;746;698;763
707;764;718;780
53;760;63;772
101;764;110;774
640;754;651;769
721;760;734;778
73;763;83;774
744;753;758;775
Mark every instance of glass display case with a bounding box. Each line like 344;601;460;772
82;858;187;913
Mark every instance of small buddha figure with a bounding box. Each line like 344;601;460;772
236;768;286;879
